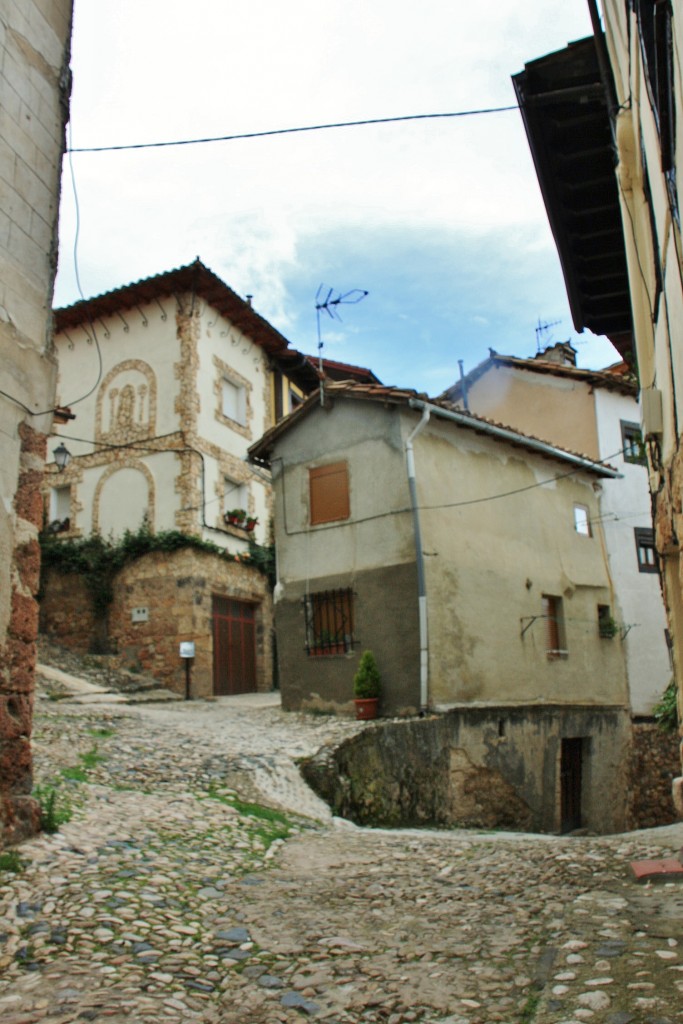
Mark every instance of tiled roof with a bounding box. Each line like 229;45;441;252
54;259;294;358
249;380;619;477
442;351;637;403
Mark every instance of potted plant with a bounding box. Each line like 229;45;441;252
245;515;259;532
353;650;381;720
225;508;246;527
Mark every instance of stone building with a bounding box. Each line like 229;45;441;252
0;1;73;845
42;261;367;697
515;3;683;809
250;381;635;833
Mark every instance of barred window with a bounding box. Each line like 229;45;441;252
304;588;355;656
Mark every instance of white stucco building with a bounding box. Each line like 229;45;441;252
47;260;314;549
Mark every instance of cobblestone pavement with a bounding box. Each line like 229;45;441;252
1;673;683;1024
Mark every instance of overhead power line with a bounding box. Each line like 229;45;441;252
67;106;519;154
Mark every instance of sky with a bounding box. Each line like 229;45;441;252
54;0;621;396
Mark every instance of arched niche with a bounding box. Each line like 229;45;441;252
92;461;155;538
96;360;157;444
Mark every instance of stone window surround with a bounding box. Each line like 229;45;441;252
214;453;254;531
213;355;253;440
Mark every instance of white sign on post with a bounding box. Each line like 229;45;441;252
179;641;195;659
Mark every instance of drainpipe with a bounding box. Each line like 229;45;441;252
405;406;431;713
458;360;469;411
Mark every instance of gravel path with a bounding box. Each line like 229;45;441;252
1;669;682;1024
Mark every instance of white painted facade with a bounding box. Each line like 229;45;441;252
47;263;305;552
594;388;670;714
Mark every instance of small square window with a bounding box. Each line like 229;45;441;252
573;504;591;536
635;527;658;573
621;420;646;465
309;462;350;525
224;477;247;511
222;378;246;425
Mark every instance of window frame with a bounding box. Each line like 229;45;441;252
573;503;592;537
542;594;568;659
221;377;247;426
621;419;647;465
634;526;659;573
303;588;356;656
309;461;350;526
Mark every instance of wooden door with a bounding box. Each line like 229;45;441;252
560;738;583;833
212;596;257;695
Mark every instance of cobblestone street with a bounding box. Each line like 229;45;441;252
1;669;682;1024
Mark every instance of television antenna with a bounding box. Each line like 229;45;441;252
535;317;562;351
315;285;368;402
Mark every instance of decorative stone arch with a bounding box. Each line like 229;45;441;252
92;459;156;536
96;359;157;444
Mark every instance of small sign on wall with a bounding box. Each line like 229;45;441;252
179;641;195;659
131;607;149;623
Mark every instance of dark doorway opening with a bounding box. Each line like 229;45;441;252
560;737;584;833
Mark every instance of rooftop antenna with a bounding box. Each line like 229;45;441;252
535;317;562;352
315;284;368;405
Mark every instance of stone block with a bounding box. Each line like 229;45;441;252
4;636;36;693
10;590;38;643
0;692;33;740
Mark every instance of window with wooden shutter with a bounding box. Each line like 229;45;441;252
309;461;350;525
542;594;567;658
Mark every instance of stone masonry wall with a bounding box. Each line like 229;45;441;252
40;548;273;698
0;1;73;846
627;721;680;830
302;705;634;835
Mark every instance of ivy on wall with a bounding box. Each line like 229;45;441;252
40;522;275;618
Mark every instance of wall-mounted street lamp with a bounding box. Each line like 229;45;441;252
53;442;72;472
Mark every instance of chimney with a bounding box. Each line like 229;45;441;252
536;342;577;367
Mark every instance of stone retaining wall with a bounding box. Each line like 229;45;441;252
40;548;273;697
628;721;680;830
302;704;634;835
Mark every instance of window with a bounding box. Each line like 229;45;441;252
598;604;617;639
224;477;247;511
309;461;350;525
573;504;591;536
47;485;71;532
303;588;355;655
542;594;567;658
635;527;658;572
621;420;646;465
221;378;246;425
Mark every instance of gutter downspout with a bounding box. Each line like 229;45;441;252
405;406;431;713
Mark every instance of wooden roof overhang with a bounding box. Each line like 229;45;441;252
513;37;634;363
